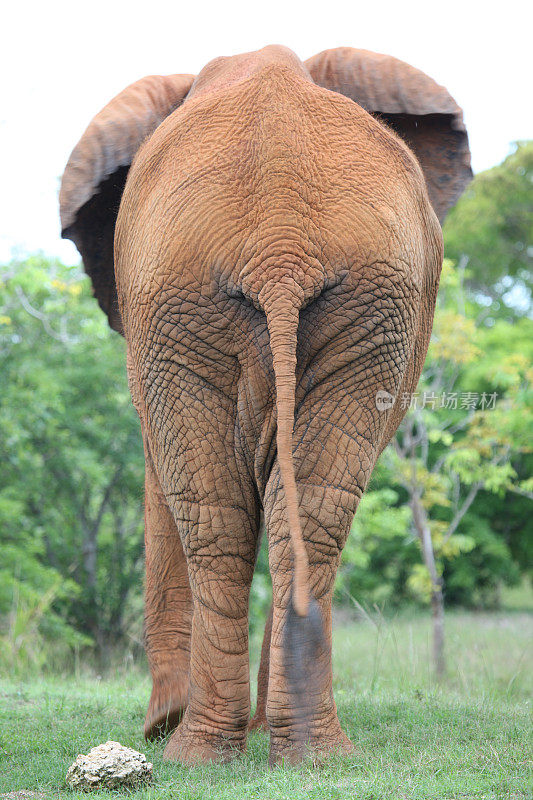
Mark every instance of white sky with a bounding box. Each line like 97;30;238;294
1;0;531;265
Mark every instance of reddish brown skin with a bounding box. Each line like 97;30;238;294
142;433;192;738
115;45;442;764
60;45;471;766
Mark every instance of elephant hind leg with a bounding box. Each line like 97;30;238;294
264;480;359;764
143;441;192;741
162;500;259;763
134;349;261;761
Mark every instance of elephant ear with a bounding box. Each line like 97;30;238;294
305;48;472;223
60;74;194;333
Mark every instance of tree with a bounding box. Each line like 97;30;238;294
384;260;532;676
0;256;145;668
444;141;533;316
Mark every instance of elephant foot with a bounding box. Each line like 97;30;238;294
163;711;246;764
308;729;356;763
269;719;355;766
144;675;188;740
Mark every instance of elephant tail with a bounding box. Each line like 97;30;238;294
260;277;325;742
260;278;309;617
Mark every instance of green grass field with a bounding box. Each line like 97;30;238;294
1;610;531;799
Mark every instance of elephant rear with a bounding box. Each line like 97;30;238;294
60;44;470;765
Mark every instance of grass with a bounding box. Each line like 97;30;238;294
0;609;531;799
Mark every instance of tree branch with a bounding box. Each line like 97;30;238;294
14;285;76;343
505;485;533;502
443;480;482;543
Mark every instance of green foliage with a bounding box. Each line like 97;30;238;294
249;534;272;635
412;259;530;602
337;480;415;606
0;256;145;669
444;140;533;315
443;516;520;609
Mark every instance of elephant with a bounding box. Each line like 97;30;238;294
60;45;471;765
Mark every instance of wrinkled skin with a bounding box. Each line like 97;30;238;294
60;45;471;765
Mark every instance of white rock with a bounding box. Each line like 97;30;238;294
65;741;153;790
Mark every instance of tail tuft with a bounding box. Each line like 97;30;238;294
283;595;326;746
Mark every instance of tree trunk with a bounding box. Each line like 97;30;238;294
430;580;445;679
410;492;446;679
